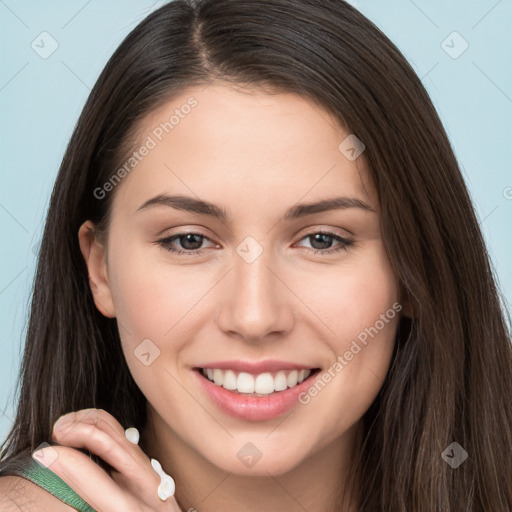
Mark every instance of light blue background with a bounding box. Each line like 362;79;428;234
1;0;511;441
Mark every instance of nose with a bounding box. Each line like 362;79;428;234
216;247;295;343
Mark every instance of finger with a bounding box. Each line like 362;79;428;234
32;443;131;512
51;408;181;510
54;408;126;442
53;409;149;469
52;415;177;508
52;418;150;490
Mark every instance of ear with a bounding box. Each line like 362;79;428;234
78;220;116;318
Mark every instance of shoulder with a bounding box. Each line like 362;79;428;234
0;475;76;511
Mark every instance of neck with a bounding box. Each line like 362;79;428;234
141;405;361;512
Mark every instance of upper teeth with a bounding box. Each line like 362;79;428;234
202;368;312;395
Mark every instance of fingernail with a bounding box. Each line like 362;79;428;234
125;427;140;445
32;449;51;467
32;442;59;468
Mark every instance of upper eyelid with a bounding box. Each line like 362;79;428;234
159;229;352;248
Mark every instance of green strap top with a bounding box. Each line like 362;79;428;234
0;455;97;511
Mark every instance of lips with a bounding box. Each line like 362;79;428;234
193;360;320;421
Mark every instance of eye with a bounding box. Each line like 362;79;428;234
156;232;215;256
155;230;354;256
294;231;354;255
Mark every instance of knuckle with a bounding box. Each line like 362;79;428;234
78;408;99;421
89;425;115;455
83;422;97;435
86;407;123;429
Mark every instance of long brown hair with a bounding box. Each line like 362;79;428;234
1;1;511;509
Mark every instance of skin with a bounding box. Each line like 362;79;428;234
41;84;405;511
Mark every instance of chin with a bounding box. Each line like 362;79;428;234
202;437;309;477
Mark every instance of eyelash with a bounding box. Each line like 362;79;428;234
155;230;354;256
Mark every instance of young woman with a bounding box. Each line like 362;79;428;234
0;0;511;510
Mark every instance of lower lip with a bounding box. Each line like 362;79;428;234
194;369;320;421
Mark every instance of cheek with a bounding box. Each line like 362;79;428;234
335;250;399;378
106;242;192;402
107;238;202;341
301;242;400;344
296;244;400;426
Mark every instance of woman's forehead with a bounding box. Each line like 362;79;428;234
111;84;378;215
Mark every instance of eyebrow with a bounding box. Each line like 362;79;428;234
136;193;375;222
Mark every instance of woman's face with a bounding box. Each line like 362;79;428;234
81;84;402;476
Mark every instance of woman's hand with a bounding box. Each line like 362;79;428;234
33;408;182;511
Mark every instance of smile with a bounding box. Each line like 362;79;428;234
200;368;313;396
194;362;321;421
